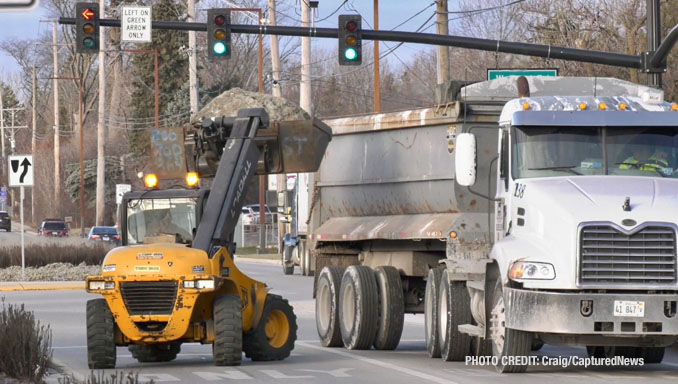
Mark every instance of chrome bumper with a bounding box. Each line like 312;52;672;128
504;287;678;335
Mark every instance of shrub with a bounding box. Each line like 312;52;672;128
0;299;52;383
59;371;155;384
0;240;113;268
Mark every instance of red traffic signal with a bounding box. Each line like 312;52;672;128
81;8;95;20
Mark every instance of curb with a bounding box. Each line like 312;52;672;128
0;282;84;292
48;356;86;384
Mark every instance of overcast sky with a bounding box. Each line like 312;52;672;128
0;0;446;85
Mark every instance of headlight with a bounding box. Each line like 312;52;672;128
509;261;555;280
88;281;115;290
196;280;215;289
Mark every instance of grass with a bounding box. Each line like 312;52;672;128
58;371;155;384
0;240;113;268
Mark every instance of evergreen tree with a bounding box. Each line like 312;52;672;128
129;0;188;157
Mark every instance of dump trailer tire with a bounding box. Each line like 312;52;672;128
243;294;297;361
490;280;532;373
212;294;243;366
438;276;473;361
86;298;117;369
373;266;404;350
339;265;379;350
283;246;295;275
129;343;181;363
425;267;443;358
316;266;345;347
638;347;665;363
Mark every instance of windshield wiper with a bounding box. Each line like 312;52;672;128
616;162;666;177
527;166;582;175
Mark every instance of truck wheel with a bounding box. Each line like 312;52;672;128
637;347;664;363
243;294;297;361
438;276;472;361
489;280;532;373
425;267;443;358
212;294;243;366
531;337;544;351
129;342;181;362
373;266;404;350
472;337;493;356
301;241;312;276
86;298;117;369
339;265;378;349
283;246;294;275
316;266;345;347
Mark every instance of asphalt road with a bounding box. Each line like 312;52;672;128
2;262;678;384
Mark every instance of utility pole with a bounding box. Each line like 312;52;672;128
31;66;37;224
188;0;198;116
95;0;106;226
647;0;662;89
373;0;380;112
0;87;4;174
52;22;62;218
299;0;312;114
435;0;450;85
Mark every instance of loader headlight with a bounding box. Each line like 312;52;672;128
88;281;115;290
509;261;555;280
182;279;215;289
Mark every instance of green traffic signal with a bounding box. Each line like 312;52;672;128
344;47;358;61
83;37;95;49
213;42;227;55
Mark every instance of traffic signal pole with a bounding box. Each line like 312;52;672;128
60;17;652;71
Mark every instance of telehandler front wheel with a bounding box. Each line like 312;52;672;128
129;342;181;363
212;294;243;366
86;298;117;369
243;294;297;361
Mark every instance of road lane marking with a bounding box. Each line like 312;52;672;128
299;368;355;377
194;370;253;380
260;370;313;379
138;373;181;382
297;342;458;384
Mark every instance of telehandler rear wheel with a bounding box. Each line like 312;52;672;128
316;266;345;347
425;267;443;358
490;280;532;373
243;294;298;361
86;298;117;369
212;294;243;366
129;342;181;363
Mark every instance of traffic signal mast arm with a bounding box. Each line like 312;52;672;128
59;15;676;71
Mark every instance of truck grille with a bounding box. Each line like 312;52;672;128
579;225;677;285
120;281;177;315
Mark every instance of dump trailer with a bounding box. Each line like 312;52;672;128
85;108;331;368
313;76;678;372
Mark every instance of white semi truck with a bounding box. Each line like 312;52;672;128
280;172;314;276
311;76;678;372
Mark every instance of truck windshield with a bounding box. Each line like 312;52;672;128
126;198;197;244
512;126;678;179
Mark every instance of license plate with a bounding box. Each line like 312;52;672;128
52;232;58;235
103;236;109;241
614;300;645;317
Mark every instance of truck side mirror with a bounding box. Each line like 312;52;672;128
455;133;477;186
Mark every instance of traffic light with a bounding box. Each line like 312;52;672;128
338;15;362;65
76;2;100;54
208;8;231;61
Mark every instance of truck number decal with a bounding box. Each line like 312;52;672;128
514;183;526;199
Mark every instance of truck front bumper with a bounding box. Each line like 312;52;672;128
504;287;678;335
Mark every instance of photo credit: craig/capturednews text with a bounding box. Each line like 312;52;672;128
466;355;644;368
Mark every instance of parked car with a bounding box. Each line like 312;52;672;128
38;219;69;237
88;226;120;245
242;204;273;225
0;211;10;232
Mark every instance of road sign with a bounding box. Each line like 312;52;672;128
116;184;132;205
0;188;6;203
64;216;73;223
0;0;37;11
121;6;152;42
8;155;34;187
487;68;558;80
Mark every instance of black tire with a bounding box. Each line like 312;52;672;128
373;266;404;350
301;241;312;276
283;246;294;275
243;294;297;361
490;279;532;373
438;276;472;361
316;266;345;347
212;294;243;366
531;337;544;351
472;337;493;356
129;343;181;363
339;265;379;350
425;267;443;358
638;347;665;363
86;298;117;369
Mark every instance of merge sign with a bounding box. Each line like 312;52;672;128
0;0;37;10
121;6;152;42
487;68;558;80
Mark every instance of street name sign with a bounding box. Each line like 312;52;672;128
487;68;558;80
